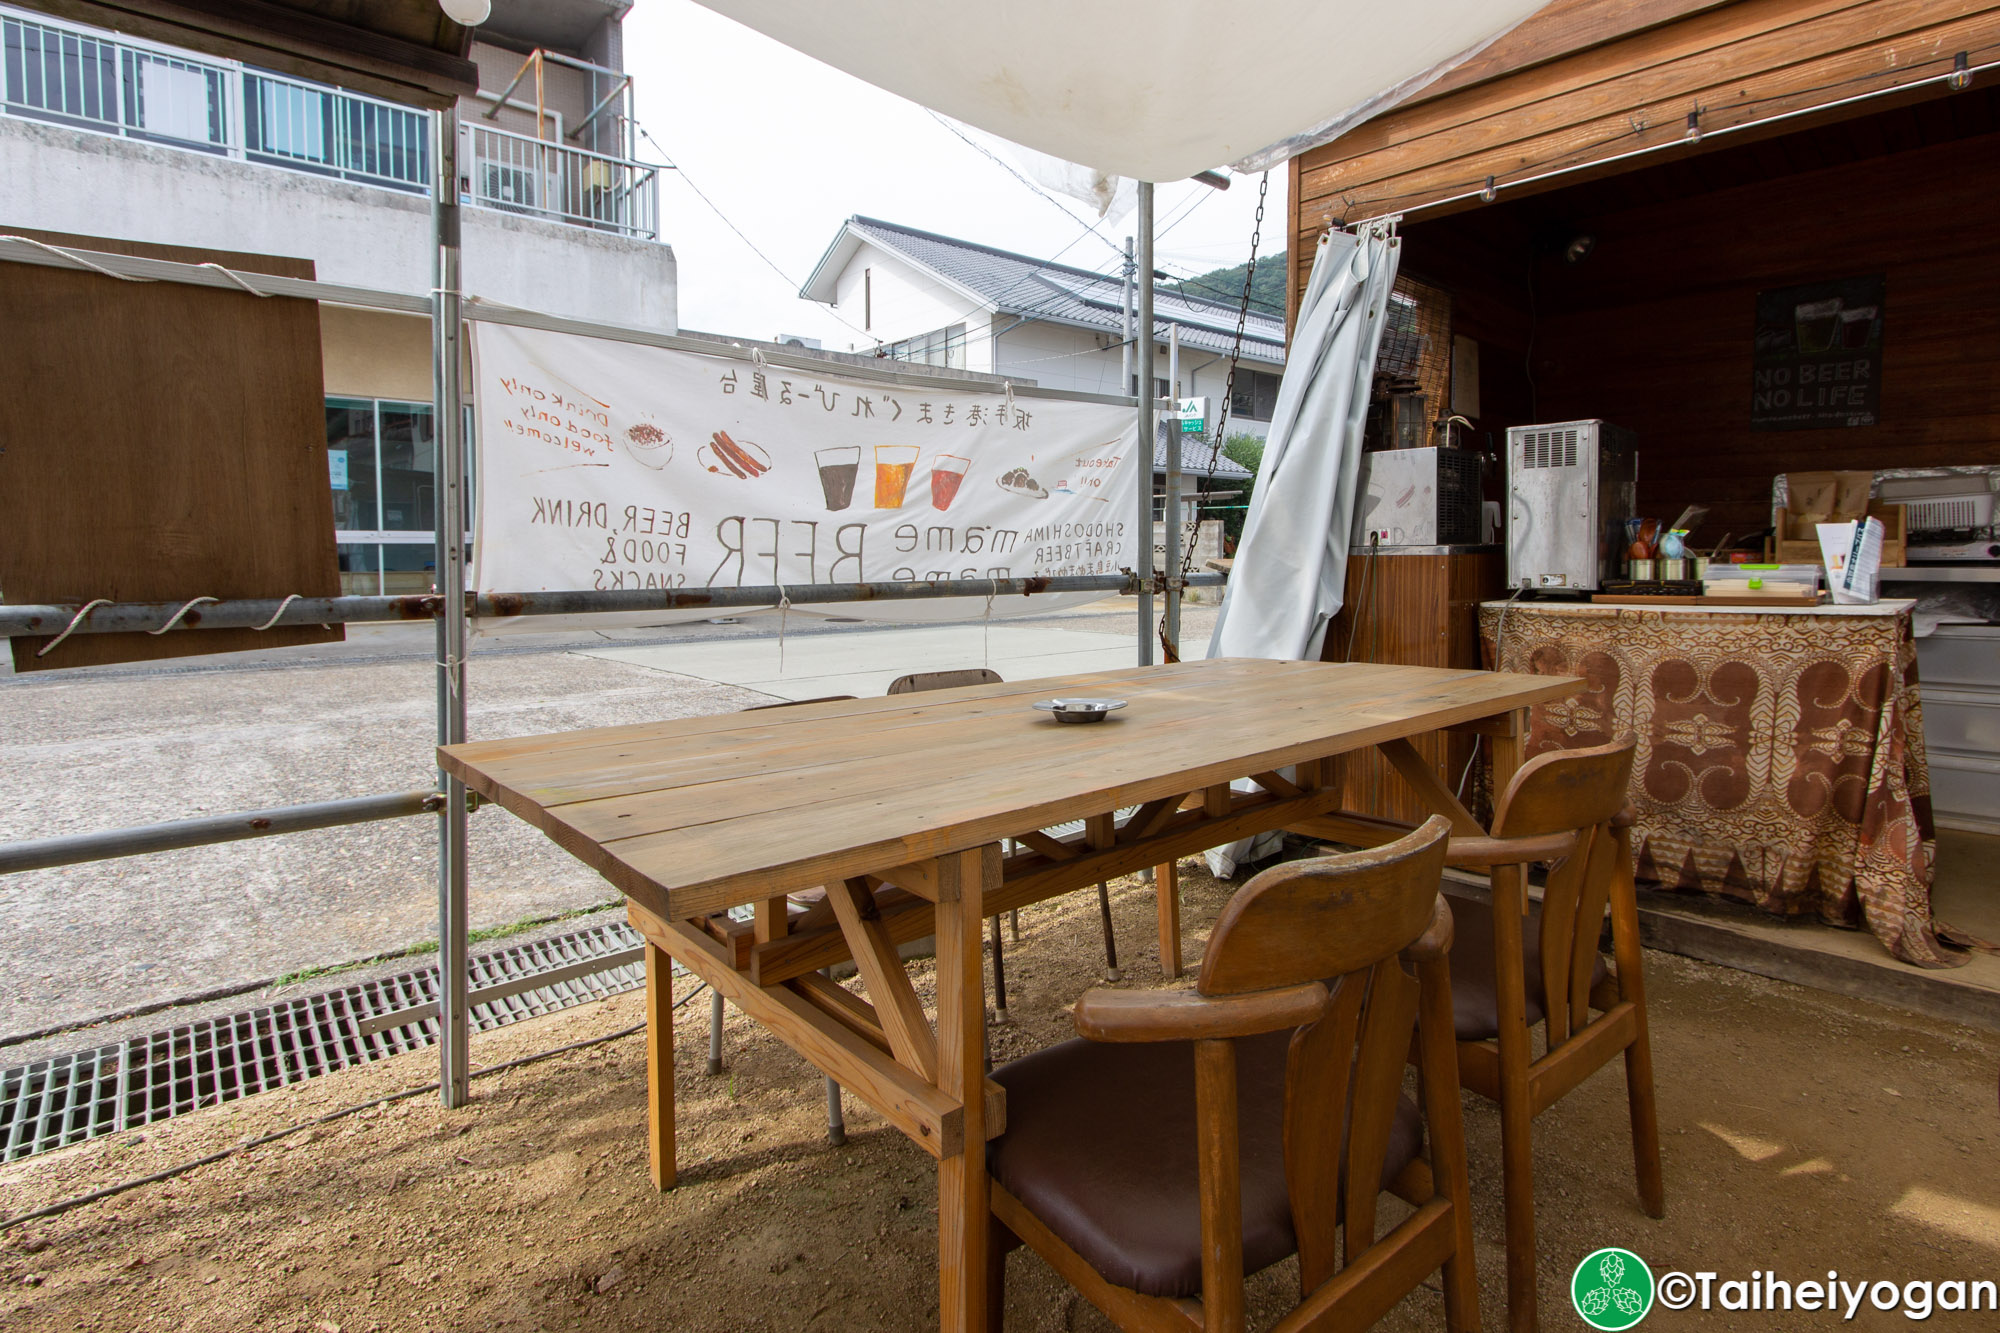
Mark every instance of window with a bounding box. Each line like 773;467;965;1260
883;322;967;370
327;397;469;596
1229;369;1282;422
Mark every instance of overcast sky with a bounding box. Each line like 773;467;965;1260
623;0;1289;351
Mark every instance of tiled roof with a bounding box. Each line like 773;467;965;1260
1153;429;1254;479
828;216;1288;367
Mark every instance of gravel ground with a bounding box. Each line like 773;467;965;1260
2;863;1995;1332
0;601;1217;1048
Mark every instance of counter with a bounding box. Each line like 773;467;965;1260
1478;597;1961;967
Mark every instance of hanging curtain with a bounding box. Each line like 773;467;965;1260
1204;222;1401;875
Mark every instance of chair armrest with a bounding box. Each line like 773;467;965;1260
1073;982;1328;1043
1443;829;1577;868
1401;895;1455;964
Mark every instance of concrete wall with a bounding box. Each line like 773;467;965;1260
0;116;677;335
828;244;989;363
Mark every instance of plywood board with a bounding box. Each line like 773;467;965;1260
0;230;344;671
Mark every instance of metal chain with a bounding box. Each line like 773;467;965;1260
1174;170;1268;591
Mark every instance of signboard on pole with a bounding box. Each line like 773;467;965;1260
1175;396;1209;434
468;323;1142;623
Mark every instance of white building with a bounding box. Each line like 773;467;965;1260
800;216;1287;442
0;0;676;592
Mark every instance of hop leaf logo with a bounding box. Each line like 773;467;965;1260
1571;1248;1654;1330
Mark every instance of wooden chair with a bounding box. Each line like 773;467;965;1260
985;816;1480;1332
1441;737;1663;1333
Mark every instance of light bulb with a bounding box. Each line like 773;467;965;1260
438;0;490;26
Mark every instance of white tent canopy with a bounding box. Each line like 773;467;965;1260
694;0;1548;181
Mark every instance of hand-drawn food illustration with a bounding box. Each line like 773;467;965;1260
698;431;771;479
816;446;859;511
996;466;1048;500
622;421;672;470
874;445;918;508
930;454;970;511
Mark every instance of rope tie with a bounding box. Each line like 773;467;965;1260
252;594;302;632
775;583;792;674
147;597;219;636
0;236;152;283
198;263;273;297
34;599;111;657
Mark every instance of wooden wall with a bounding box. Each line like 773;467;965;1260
1289;0;2000;292
0;231;343;670
1391;95;2000;541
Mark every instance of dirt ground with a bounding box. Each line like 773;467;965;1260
4;862;1999;1332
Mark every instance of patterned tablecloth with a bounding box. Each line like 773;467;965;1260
1479;600;1960;967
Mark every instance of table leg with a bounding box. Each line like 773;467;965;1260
1154;860;1182;979
937;844;1000;1331
1488;706;1529;805
644;940;676;1191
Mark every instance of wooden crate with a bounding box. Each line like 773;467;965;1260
1768;502;1906;567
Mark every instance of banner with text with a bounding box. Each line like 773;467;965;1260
470;324;1141;623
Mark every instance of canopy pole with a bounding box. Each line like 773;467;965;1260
1164;323;1182;660
432;106;472;1110
1135;182;1155;666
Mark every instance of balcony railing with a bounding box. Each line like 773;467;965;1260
466;124;658;240
2;6;660;238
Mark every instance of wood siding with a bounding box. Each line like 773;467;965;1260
1392;95;2000;542
1290;0;2000;319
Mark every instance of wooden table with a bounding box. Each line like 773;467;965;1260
439;657;1578;1330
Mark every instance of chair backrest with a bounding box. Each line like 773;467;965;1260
1493;737;1637;1044
886;668;1004;695
1201;815;1453;1287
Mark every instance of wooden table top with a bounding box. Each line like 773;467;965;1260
439;658;1578;920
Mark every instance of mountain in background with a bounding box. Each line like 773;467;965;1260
1161;257;1286;318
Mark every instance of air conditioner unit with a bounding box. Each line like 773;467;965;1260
1351;446;1483;547
479;162;536;211
1505;420;1637;591
774;334;823;350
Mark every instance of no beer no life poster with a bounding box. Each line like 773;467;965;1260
1751;275;1885;430
468;323;1140;625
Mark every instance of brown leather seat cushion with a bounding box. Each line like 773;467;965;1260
1447;892;1609;1042
987;1029;1422;1300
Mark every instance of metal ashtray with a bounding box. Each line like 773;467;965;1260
1032;698;1128;724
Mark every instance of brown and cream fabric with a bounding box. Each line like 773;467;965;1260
1479;604;1955;967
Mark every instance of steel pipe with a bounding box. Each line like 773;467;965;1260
0;790;446;876
0;574;1224;640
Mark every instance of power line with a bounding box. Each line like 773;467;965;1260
635;126;875;344
924;110;1127;261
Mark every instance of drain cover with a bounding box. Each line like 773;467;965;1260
1;921;646;1163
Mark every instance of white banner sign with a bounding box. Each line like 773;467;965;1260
470;324;1141;622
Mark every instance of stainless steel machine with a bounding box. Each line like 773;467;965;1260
1505;419;1638;591
1350;445;1484;547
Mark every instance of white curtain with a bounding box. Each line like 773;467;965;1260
1203;223;1402;876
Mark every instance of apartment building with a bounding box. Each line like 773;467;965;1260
1;0;676;592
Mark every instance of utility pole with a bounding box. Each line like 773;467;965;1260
1164;322;1182;661
1120;237;1135;395
1136;187;1155;666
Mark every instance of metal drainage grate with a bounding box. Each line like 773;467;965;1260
0;921;646;1163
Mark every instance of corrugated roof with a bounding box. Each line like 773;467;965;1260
825;216;1287;367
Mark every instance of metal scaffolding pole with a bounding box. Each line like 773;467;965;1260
432;107;472;1109
1164;323;1182;660
1135;182;1155;667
